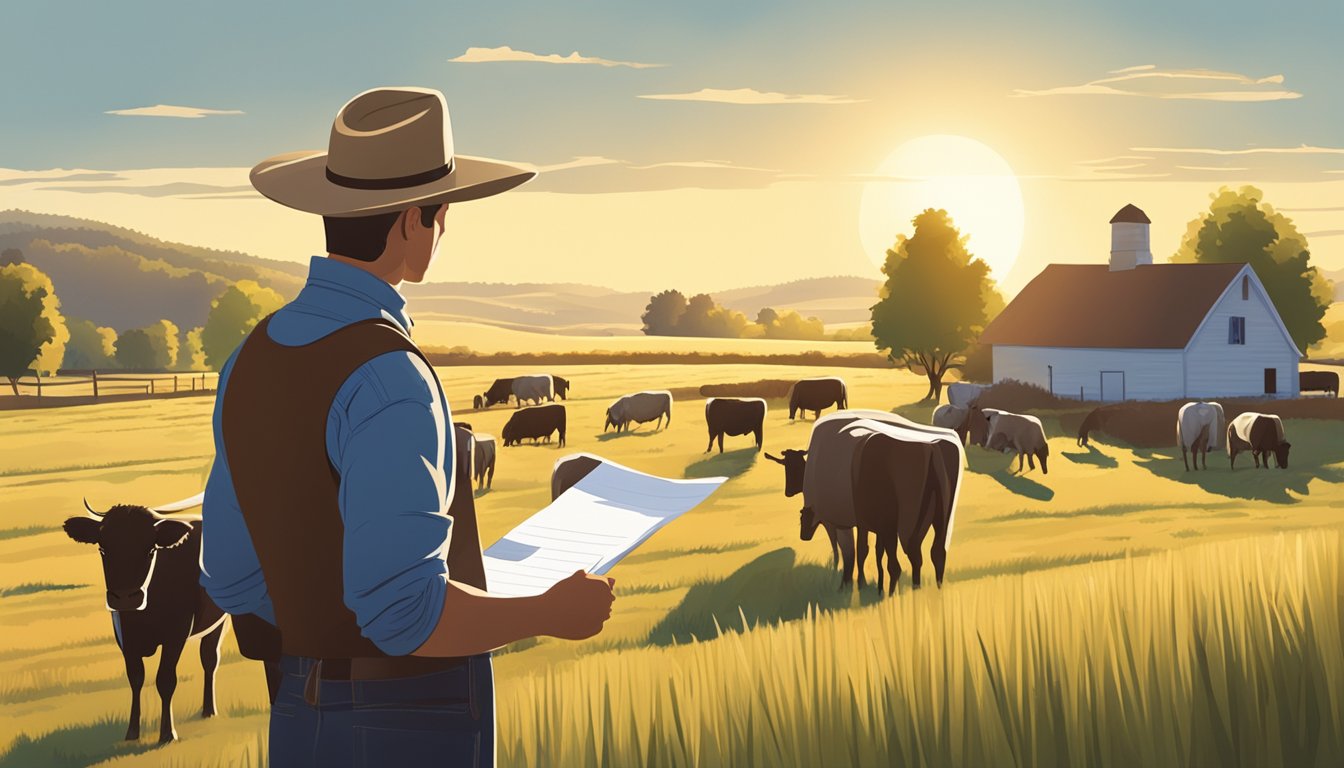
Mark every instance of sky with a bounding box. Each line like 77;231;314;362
1;0;1342;296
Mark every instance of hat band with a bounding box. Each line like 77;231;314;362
325;159;455;191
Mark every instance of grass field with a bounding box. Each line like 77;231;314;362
2;363;1342;766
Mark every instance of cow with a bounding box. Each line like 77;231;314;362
453;421;473;432
63;501;231;743
552;375;572;401
787;377;847;420
1228;412;1291;469
502;403;567;447
1301;370;1339;397
767;409;961;590
473;433;497;489
605;391;673;433
946;382;985;407
1176;402;1225;472
931;403;970;446
983;410;1049;474
1077;407;1104;447
513;374;555;407
551;453;603;501
704;397;766;453
480;378;515;409
845;418;963;592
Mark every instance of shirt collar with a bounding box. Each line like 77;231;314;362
302;256;414;331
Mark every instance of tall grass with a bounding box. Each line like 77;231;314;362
498;531;1343;767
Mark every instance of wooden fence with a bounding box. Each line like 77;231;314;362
9;370;217;401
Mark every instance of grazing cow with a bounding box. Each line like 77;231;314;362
480;378;515;408
946;382;985;407
767;409;959;589
1076;407;1105;447
64;502;229;743
1176;402;1225;472
1300;371;1339;397
983;410;1049;474
704;397;766;453
845;418;964;592
513;374;555;407
502;403;567;447
605;391;673;433
473;433;497;489
551;453;603;501
788;377;847;420
552;375;572;401
1228;412;1291;469
931;403;971;446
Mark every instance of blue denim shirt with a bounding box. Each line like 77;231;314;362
200;256;453;656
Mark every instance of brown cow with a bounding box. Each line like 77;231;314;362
1227;412;1291;469
502;403;567;447
704;397;766;453
787;377;848;420
1300;370;1339;397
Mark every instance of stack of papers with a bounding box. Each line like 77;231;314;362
482;459;727;597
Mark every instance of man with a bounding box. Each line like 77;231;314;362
200;86;615;767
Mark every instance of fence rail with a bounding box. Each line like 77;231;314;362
7;370;217;401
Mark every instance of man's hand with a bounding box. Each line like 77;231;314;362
541;570;616;640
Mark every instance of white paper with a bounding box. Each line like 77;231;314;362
481;459;727;597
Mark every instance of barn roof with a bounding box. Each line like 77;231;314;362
1109;203;1151;224
979;262;1246;349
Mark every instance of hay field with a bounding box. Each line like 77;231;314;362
2;364;1342;767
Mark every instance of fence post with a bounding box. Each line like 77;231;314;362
92;370;99;400
150;379;155;395
174;375;178;393
35;373;41;400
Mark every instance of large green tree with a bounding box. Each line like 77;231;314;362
0;262;69;394
115;320;178;370
641;290;688;335
870;208;1003;402
1173;185;1334;352
62;318;119;370
201;280;285;370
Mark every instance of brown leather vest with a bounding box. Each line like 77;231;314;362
221;315;485;658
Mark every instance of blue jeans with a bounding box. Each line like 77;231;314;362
269;654;494;767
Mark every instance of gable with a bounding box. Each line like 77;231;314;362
1185;265;1303;357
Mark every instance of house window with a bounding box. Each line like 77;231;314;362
1228;316;1246;345
1242;275;1249;300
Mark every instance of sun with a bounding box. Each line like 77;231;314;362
858;135;1024;282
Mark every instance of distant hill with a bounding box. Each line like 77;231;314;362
0;210;881;335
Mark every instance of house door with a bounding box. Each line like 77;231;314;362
1100;371;1125;402
1264;368;1277;395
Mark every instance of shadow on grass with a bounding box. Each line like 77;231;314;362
684;448;757;480
1061;445;1119;468
988;472;1055;502
595;428;666;442
1132;421;1344;504
646;548;881;646
0;716;161;768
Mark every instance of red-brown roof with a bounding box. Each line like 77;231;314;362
979;262;1245;349
1109;204;1151;224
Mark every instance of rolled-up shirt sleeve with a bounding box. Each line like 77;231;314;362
335;352;454;656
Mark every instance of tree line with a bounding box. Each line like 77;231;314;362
640;290;869;341
0;246;282;395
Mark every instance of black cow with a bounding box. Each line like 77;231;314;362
64;503;227;743
552;375;571;400
480;377;515;409
502;403;567;447
788;377;848;420
1301;371;1339;397
705;397;766;453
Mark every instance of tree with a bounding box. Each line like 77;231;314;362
0;262;69;394
178;327;206;371
62;318;119;370
870;209;1003;402
676;293;748;338
115;320;176;370
201;280;285;370
763;309;826;341
754;307;779;327
0;248;23;266
1173;185;1334;352
641;290;688;335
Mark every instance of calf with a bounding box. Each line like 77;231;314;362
64;502;228;743
502;403;567;447
1228;412;1291;469
787;377;847;420
704;397;765;453
553;375;572;401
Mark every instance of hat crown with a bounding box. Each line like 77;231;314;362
325;87;454;182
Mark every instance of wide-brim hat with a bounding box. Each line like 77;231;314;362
250;87;536;217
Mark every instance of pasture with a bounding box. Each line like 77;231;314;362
2;363;1342;767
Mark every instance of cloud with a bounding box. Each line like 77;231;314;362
638;88;865;105
105;104;244;118
629;160;781;173
0;171;125;186
531;156;624;173
1132;145;1344;156
1174;165;1250;172
449;46;661;69
1013;65;1301;102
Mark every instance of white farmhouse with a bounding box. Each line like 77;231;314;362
979;204;1302;401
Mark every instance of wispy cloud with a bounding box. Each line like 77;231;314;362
1174;165;1250;172
105;104;244;118
1074;155;1154;166
532;156;624;173
638;87;865;105
1013;65;1301;102
450;46;661;69
629;159;781;173
1132;145;1344;156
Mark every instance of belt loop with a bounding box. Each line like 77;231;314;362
303;659;322;707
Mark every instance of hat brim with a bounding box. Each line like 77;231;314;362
250;150;537;217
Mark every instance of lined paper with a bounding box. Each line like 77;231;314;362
482;459;727;597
